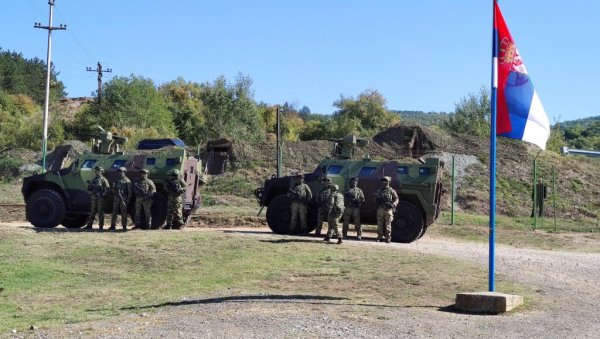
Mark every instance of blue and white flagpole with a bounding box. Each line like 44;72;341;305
489;0;499;292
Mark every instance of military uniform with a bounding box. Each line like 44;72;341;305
287;174;312;234
342;177;365;240
374;176;398;243
324;184;345;244
165;169;187;229
110;167;131;230
314;177;332;236
85;166;110;230
134;169;156;228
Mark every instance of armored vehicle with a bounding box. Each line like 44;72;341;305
22;128;206;229
255;135;444;243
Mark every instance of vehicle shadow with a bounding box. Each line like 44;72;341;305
26;226;130;233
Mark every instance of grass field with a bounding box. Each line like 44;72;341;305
0;224;530;333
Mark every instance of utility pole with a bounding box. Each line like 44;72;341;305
86;62;112;102
34;0;66;173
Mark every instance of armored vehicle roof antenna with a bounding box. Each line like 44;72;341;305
90;126;127;155
328;135;369;159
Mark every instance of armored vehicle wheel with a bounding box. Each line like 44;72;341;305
266;195;292;234
391;202;424;243
62;213;88;228
26;189;65;228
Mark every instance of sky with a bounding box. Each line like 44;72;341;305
1;0;599;123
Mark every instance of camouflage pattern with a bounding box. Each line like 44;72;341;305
110;168;131;230
374;179;398;242
325;185;345;242
134;172;156;228
342;178;365;238
85;169;110;229
287;177;312;232
315;181;332;236
165;172;187;229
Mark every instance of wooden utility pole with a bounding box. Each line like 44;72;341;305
86;62;112;102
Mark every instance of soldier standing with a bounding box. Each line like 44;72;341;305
287;173;312;235
110;167;131;231
531;178;548;218
314;177;332;236
134;169;156;228
85;166;110;230
342;177;365;240
324;184;345;244
374;176;398;243
165;169;187;229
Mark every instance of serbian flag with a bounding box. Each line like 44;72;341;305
493;1;550;149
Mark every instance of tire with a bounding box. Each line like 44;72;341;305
391;201;425;243
61;213;88;229
26;189;66;228
266;195;292;234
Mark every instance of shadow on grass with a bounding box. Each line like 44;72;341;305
259;239;323;244
26;226;132;233
109;294;447;313
117;294;349;311
221;229;272;235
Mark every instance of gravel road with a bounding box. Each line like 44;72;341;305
25;229;600;338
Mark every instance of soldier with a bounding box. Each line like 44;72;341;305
134;169;156;229
314;176;332;236
324;184;345;244
374;176;398;243
110;167;131;231
287;173;312;235
531;178;548;218
85;166;110;230
165;169;187;229
342;177;365;240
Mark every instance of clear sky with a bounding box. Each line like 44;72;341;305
1;0;599;122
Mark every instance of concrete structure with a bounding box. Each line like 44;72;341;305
455;292;523;313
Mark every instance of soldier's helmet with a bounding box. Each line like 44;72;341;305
295;173;304;178
140;169;149;174
329;183;339;191
323;177;332;183
350;176;358;182
381;176;391;182
118;167;127;172
94;166;104;173
169;169;180;176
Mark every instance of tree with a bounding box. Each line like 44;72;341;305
160;78;206;146
196;74;264;142
443;87;490;137
0;48;65;104
333;89;398;136
74;75;175;137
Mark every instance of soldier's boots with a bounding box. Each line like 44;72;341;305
323;236;330;242
164;224;172;230
385;239;391;243
357;236;362;241
108;225;116;231
337;238;343;244
342;231;348;239
376;237;383;242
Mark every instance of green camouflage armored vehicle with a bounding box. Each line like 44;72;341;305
22;129;206;229
255;135;445;243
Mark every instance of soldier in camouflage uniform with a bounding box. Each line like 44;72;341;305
342;176;365;240
287;173;312;235
110;167;131;231
314;176;332;236
165;169;187;229
374;176;398;243
324;184;345;244
134;169;156;228
85;166;110;230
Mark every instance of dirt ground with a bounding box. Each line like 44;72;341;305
7;225;600;339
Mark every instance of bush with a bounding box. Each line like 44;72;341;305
0;157;24;182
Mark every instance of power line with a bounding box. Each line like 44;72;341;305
86;62;112;102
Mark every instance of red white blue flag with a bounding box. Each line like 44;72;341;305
493;1;550;149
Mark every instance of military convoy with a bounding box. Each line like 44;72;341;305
22;129;206;229
255;136;445;243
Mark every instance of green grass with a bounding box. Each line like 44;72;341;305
0;182;22;204
432;211;600;252
0;225;531;332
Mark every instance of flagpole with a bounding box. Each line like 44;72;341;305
489;0;499;292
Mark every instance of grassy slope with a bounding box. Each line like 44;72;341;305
0;225;530;333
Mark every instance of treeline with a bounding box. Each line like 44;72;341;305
559;117;600;150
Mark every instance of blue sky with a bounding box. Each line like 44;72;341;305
2;0;599;122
